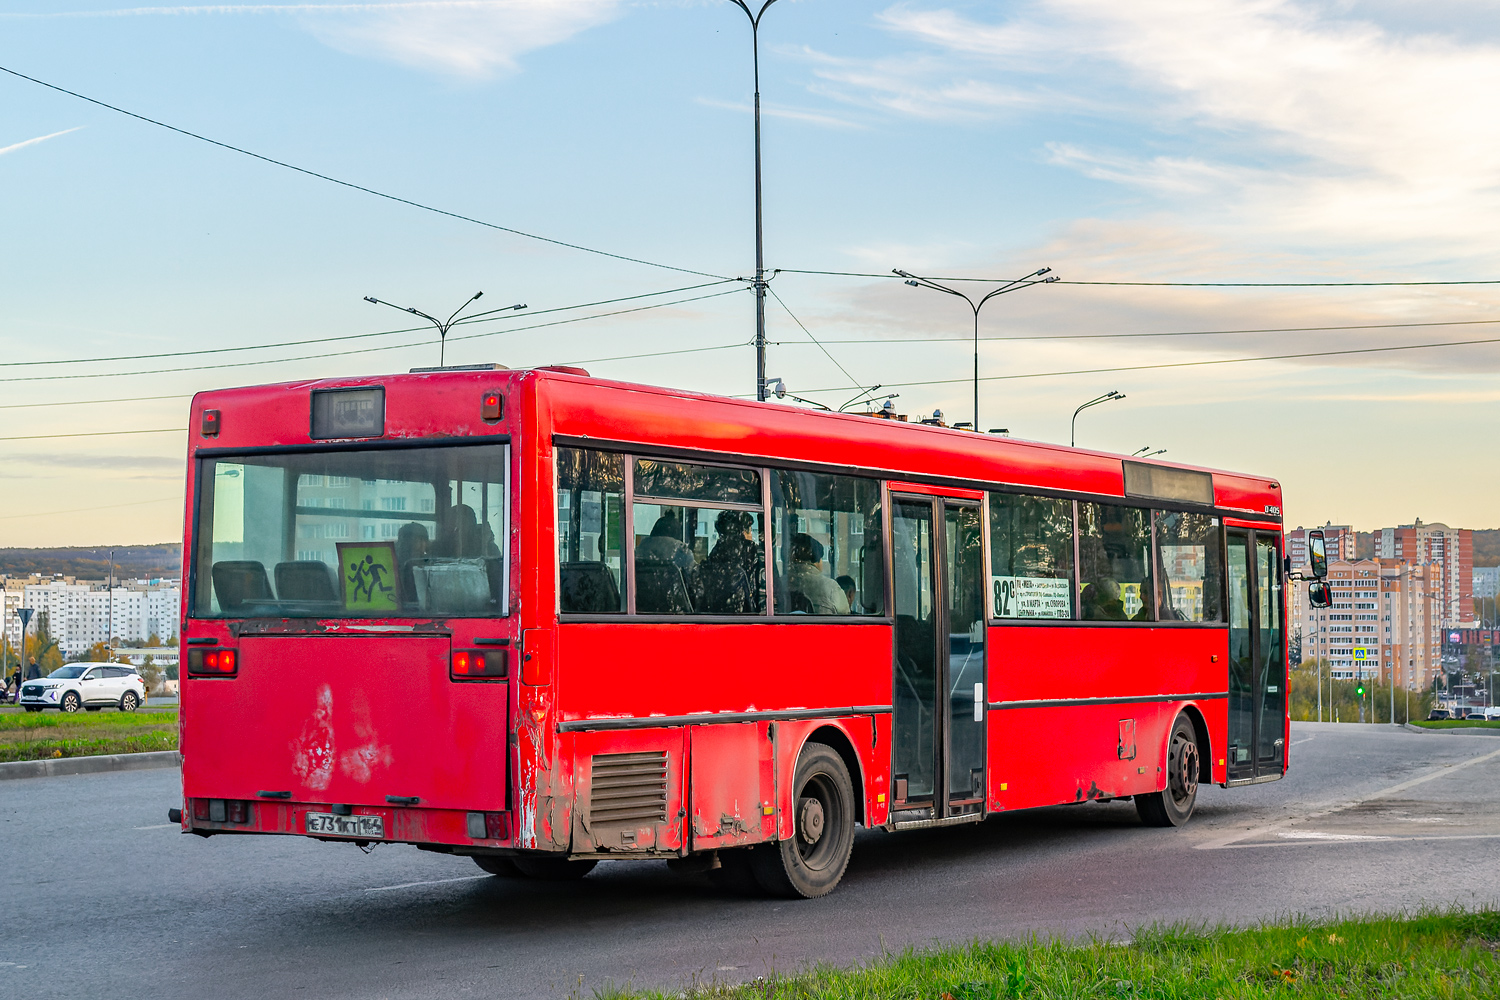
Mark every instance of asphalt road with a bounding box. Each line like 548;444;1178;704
4;722;1499;1000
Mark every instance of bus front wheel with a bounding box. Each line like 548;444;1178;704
1136;714;1200;827
751;743;855;899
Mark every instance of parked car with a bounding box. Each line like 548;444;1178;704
1427;709;1451;720
18;664;146;713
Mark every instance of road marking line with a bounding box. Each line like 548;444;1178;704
133;823;176;830
1277;830;1389;841
1196;743;1500;850
365;874;491;892
1214;832;1500;850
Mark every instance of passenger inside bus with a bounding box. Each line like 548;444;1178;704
635;512;699;613
1080;579;1126;620
787;533;850;615
836;574;858;613
700;509;765;614
395;522;430;606
435;504;483;557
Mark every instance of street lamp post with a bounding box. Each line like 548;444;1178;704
364;292;526;368
1070;390;1126;447
894;268;1056;430
726;0;782;401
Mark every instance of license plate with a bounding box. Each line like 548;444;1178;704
305;812;385;839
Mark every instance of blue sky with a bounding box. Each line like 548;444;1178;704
3;0;1500;546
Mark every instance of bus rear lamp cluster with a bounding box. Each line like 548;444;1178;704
466;811;507;839
192;798;250;824
451;649;507;680
187;648;237;677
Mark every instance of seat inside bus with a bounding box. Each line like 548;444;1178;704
634;560;694;614
211;561;275;613
559;561;621;613
409;558;499;615
274;561;341;603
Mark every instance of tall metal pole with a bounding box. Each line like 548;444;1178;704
728;1;780;401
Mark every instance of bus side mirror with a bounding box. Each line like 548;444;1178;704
1307;530;1328;579
1308;581;1332;608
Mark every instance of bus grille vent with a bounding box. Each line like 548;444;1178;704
590;751;668;828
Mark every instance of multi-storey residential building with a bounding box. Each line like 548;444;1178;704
1296;558;1442;689
1376;519;1473;624
18;579;181;659
1288;523;1358;571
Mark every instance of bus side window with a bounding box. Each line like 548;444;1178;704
1077;503;1155;622
1153;511;1222;622
557;448;625;613
988;492;1074;620
770;472;884;616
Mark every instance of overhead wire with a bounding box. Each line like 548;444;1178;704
0;63;729;280
13;280;738;368
0;495;181;521
0;428;186;441
0;287;749;383
789;335;1500;394
765;287;863;391
776;268;1500;287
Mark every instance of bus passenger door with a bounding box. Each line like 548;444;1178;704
1226;528;1286;780
890;495;986;821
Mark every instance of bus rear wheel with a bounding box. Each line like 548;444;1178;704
1136;714;1200;827
512;856;598;881
751;743;855;899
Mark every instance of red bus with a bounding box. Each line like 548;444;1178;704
175;366;1289;897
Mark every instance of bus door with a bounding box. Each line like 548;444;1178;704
1226;528;1286;780
889;494;987;821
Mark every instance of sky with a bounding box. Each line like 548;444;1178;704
3;0;1500;547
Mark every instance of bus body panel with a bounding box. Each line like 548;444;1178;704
182;634;509;811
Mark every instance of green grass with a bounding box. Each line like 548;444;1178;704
592;911;1500;999
1411;719;1500;730
0;708;177;762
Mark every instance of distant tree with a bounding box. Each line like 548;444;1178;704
83;641;112;662
166;636;178;648
146;633;162;648
137;657;163;693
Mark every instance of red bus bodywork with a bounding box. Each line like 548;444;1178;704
178;367;1288;878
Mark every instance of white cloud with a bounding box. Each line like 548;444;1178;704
0;127;82;158
298;0;623;78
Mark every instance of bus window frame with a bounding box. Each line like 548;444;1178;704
554;445;893;624
188;436;512;621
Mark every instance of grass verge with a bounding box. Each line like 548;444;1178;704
595;910;1500;999
0;709;177;762
1411;719;1500;730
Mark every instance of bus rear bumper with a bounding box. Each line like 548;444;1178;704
181;796;513;849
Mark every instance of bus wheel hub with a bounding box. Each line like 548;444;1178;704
798;797;825;844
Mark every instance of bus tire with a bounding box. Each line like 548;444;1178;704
751;743;855;898
472;855;521;877
1136;714;1200;827
512;856;598;881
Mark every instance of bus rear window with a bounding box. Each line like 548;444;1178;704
193;444;507;618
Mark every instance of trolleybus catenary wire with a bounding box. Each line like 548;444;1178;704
0;287;749;383
769;316;1500;345
774;268;1500;287
0;393;193;409
0;428;186;441
783;335;1500;395
0;64;728;281
11;280;740;368
766;286;864;392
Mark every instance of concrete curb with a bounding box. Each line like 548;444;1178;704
0;750;180;781
1404;722;1500;736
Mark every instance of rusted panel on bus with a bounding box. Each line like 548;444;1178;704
567;729;687;854
688;722;774;850
182;635;508;812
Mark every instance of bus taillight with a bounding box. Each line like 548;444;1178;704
187;648;237;677
451;649;507;680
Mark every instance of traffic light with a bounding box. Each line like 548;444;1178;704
1356;685;1365;696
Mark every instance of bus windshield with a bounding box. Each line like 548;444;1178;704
193;444;507;618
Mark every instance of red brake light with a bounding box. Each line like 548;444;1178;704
481;391;503;422
201;409;221;436
451;649;507;680
188;647;238;677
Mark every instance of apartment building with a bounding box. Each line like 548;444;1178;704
15;579;181;659
1376;519;1473;624
1296;558;1443;688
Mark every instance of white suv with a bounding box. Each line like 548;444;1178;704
19;664;147;713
